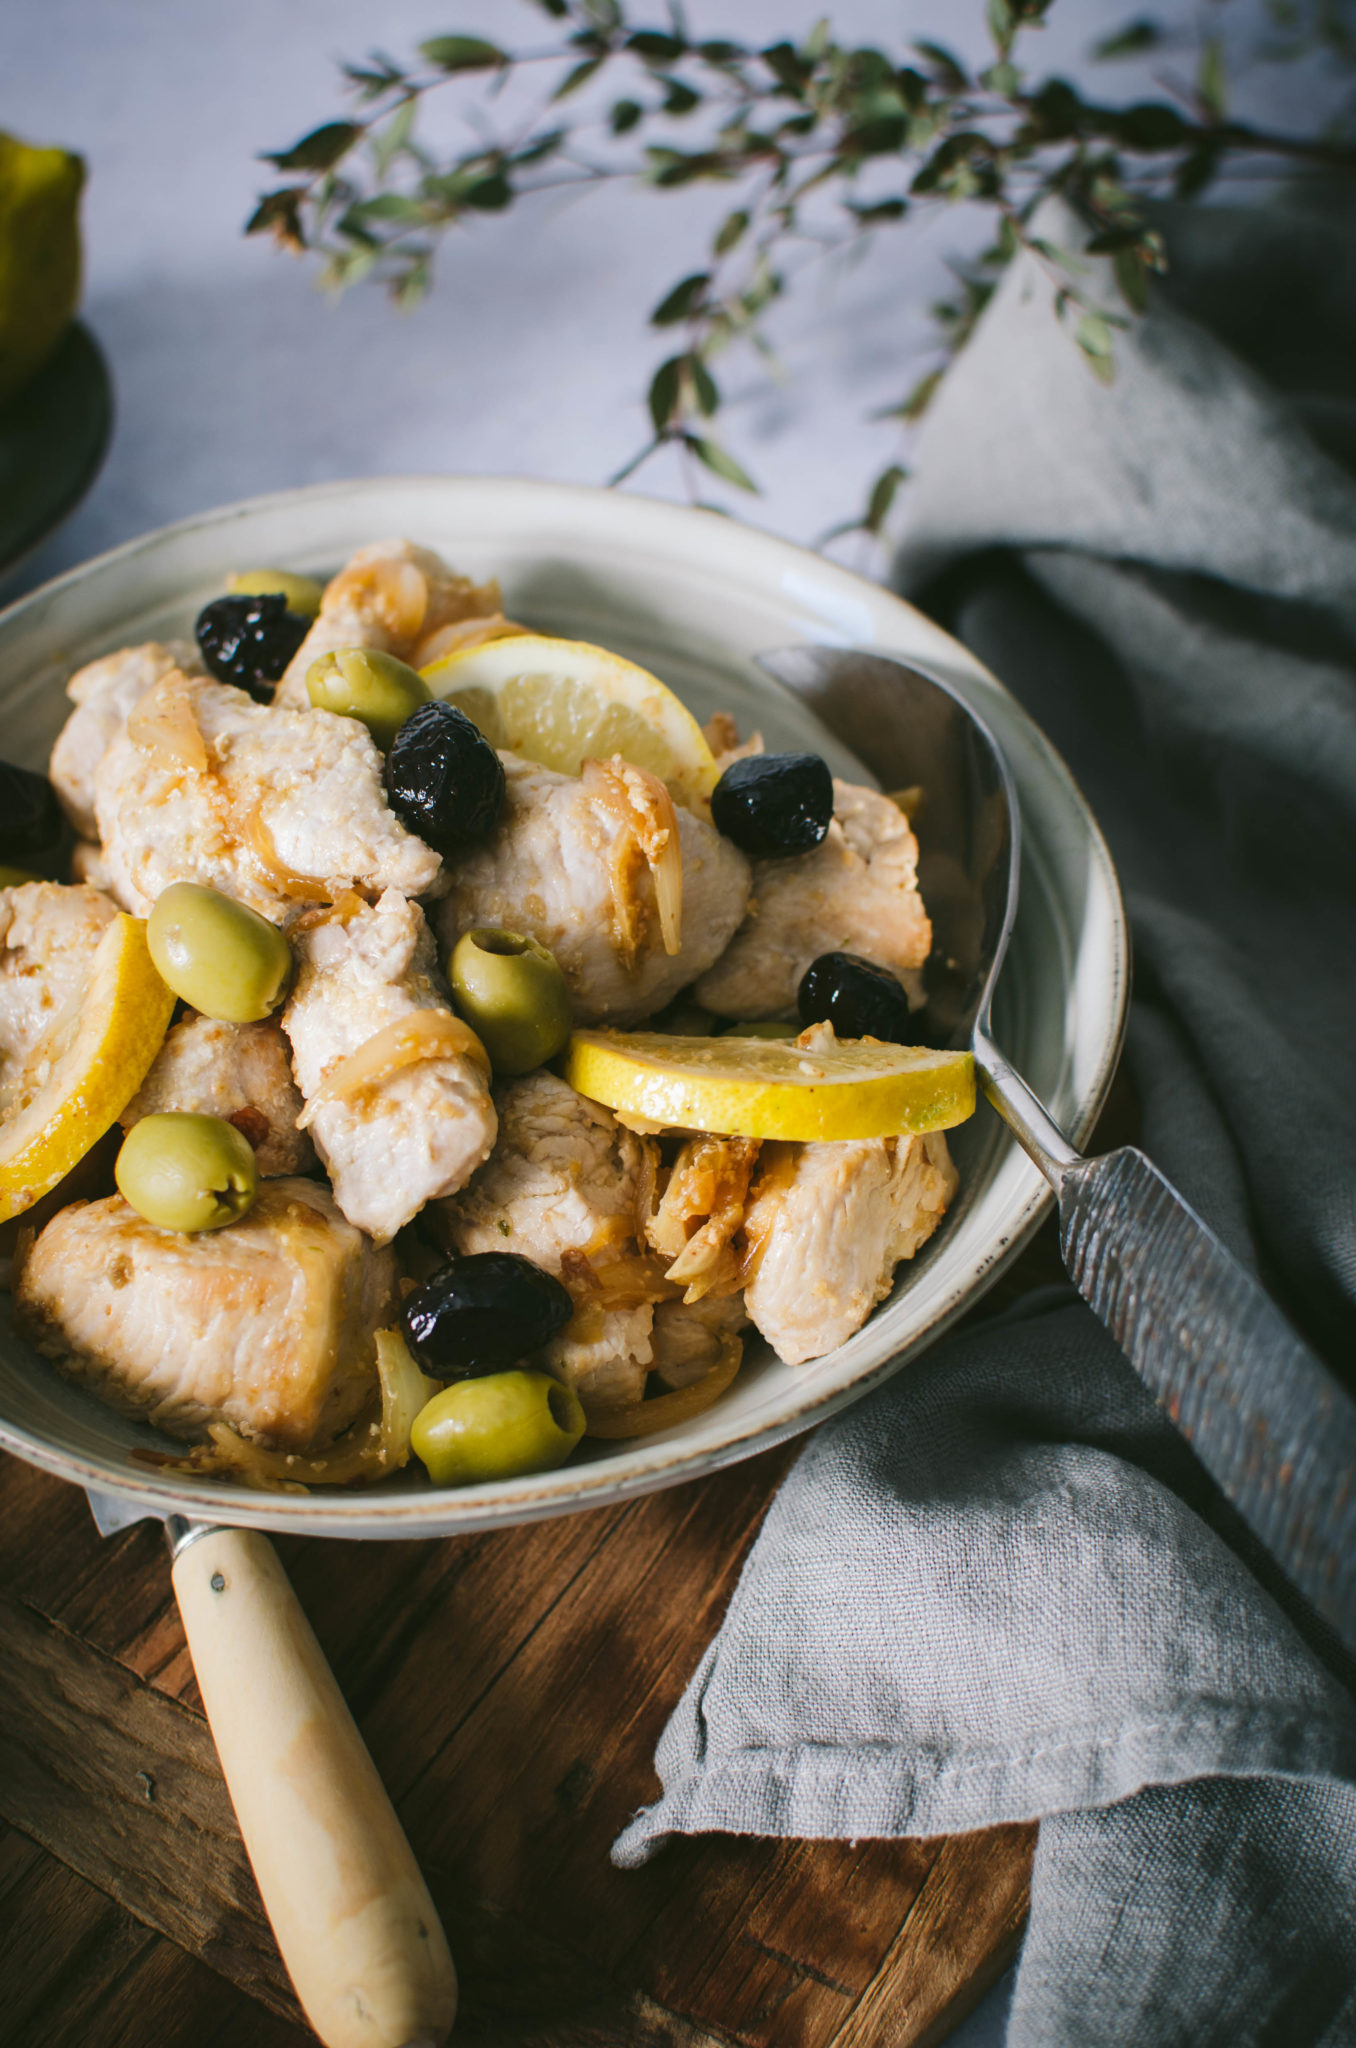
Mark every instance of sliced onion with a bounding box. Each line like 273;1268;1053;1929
326;557;428;642
297;1009;491;1128
126;673;208;777
582;1334;742;1438
414;613;532;667
582;755;684;958
139;1327;439;1491
241;808;334;904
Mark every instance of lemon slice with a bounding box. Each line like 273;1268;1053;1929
564;1031;975;1142
421;634;718;805
0;914;175;1222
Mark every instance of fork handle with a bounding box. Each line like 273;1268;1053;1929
171;1524;456;2048
976;1039;1356;1655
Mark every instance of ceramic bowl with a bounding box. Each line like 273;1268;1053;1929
0;477;1128;1538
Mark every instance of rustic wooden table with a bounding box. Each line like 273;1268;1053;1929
0;1095;1121;2048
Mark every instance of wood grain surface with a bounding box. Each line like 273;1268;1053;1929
0;1106;1122;2048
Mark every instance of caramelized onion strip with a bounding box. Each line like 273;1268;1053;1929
297;1010;490;1129
581;1334;742;1438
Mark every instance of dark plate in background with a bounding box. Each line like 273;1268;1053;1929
0;320;112;586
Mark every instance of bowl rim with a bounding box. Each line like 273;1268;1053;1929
0;473;1129;1535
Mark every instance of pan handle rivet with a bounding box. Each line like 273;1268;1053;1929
210;1572;226;1592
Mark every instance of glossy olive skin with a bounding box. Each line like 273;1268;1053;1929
797;951;920;1045
384;700;505;857
401;1251;574;1381
411;1371;585;1487
227;568;324;618
116;1113;259;1233
306;647;431;751
148;882;292;1023
0;762;62;864
195;593;310;701
711;753;834;859
450;927;572;1075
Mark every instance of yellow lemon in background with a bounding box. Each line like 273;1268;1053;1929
0;131;85;405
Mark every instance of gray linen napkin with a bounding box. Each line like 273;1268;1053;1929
612;186;1356;2045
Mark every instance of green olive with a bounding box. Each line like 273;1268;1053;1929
116;1112;259;1233
449;928;573;1076
719;1020;800;1039
0;865;40;889
306;647;430;750
227;568;325;618
411;1370;585;1486
148;882;292;1023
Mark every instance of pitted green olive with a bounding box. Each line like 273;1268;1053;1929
116;1113;259;1233
0;865;41;889
449;928;573;1076
148;882;292;1023
410;1370;585;1486
306;647;430;750
227;568;325;618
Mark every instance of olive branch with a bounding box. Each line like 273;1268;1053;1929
248;0;1356;546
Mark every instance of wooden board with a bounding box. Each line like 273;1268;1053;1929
0;1056;1142;2048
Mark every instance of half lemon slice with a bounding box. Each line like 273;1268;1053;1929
0;914;176;1222
421;634;718;806
564;1030;975;1142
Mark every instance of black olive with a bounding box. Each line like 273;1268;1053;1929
0;763;62;864
710;753;834;859
195;593;310;702
384;700;506;857
797;951;920;1044
401;1252;573;1380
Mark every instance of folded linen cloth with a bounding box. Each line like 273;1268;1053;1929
612;186;1356;2046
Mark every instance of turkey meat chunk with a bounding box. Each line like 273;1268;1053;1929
437;1070;663;1409
92;669;443;919
741;1129;957;1365
121;1012;313;1178
15;1179;396;1450
284;889;496;1243
275;538;504;709
0;882;116;1108
696;779;931;1019
436;752;751;1026
50;640;203;841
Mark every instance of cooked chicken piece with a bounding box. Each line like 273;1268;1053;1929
284;889;496;1243
741;1129;957;1365
435;752;751;1026
645;1134;761;1302
702;712;763;772
0;882;117;1110
438;1069;665;1409
50;641;203;840
121;1012;313;1178
274;539;503;709
696;780;931;1020
651;1291;750;1391
15;1179;396;1450
70;841;115;892
92;670;443;920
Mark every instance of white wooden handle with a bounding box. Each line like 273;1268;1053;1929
172;1526;457;2048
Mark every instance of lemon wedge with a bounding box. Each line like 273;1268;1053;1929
564;1030;975;1142
0;914;175;1222
421;634;718;805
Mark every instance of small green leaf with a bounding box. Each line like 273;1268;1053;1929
987;0;1015;55
462;171;512;210
370;98;417;181
1075;312;1116;378
652;272;711;324
847;197;908;224
245;187;308;248
1196;36;1227;120
686;434;759;493
530;0;569;14
648;356;684;431
662;76;701;114
896;367;944;421
346;192;428;226
865;463;909;534
691;356;719;415
611;98;644;133
581;0;622;31
1112;101;1188;150
980;59;1021;94
1092;18;1161;60
263;122;365;173
512;128;566;168
913;40;969;89
1113;247;1149;312
713;208;750;254
554;55;606;99
418;35;506;73
628;30;686;63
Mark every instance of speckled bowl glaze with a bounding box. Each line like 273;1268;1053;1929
0;477;1127;1538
